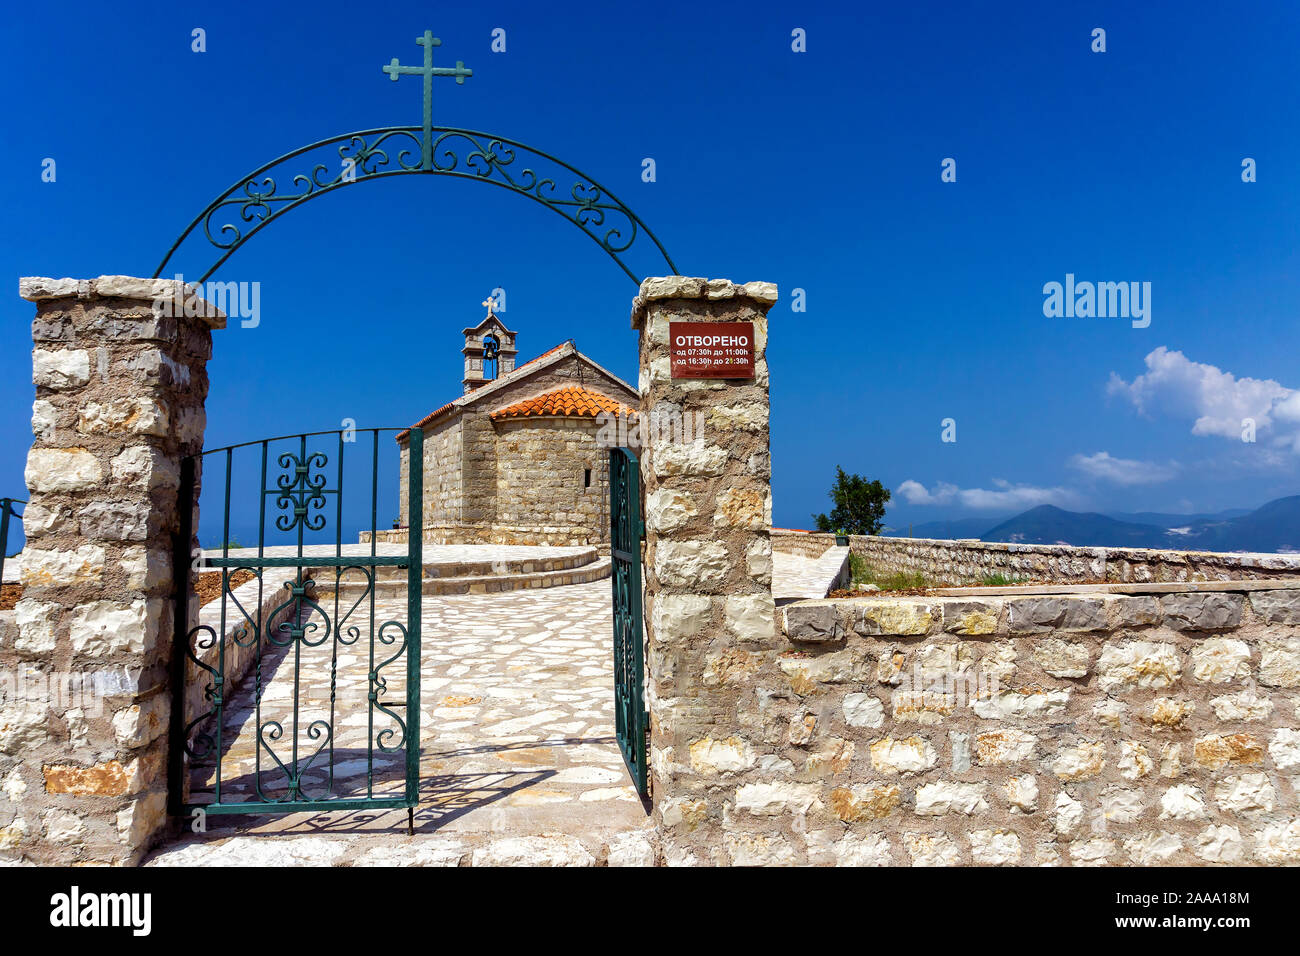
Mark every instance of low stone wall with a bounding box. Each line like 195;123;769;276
182;572;301;756
772;530;837;560
360;529;407;544
852;535;1300;585
361;523;602;548
662;583;1300;865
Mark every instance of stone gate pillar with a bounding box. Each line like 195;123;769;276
631;276;777;865
0;276;220;865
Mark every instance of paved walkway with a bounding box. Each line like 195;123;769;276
773;545;851;601
148;579;654;866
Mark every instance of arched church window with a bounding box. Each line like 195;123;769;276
482;334;500;381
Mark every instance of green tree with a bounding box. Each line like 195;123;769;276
813;466;890;536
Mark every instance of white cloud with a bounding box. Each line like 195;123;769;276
897;478;1074;510
1108;346;1300;449
1068;451;1178;485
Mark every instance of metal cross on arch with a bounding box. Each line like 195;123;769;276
382;29;471;170
154;29;678;286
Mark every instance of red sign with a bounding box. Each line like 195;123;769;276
669;322;755;379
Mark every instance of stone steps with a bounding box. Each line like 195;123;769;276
326;555;612;597
346;546;599;583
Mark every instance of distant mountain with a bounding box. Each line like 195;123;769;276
1176;496;1300;553
970;497;1300;553
1105;509;1250;526
882;517;1008;540
981;506;1163;548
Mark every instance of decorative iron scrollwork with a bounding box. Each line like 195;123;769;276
272;450;330;533
156;125;677;286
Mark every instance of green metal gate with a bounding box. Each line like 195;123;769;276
609;447;648;796
168;428;423;829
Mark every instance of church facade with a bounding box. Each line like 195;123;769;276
393;307;639;547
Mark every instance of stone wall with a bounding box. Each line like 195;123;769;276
669;584;1300;865
851;535;1300;585
182;571;301;753
396;417;461;529
772;530;837;559
424;417;464;528
494;417;609;546
632;276;781;866
1;276;220;865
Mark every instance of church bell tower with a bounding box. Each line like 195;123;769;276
462;296;518;394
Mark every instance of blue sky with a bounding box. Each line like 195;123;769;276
3;0;1300;544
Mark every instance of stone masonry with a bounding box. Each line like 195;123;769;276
631;276;780;865
846;533;1300;585
0;276;221;865
713;587;1300;865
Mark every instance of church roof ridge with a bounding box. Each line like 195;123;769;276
395;340;636;442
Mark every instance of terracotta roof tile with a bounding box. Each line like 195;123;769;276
490;385;637;422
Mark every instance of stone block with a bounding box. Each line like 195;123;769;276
1259;636;1300;687
828;784;900;821
1110;595;1161;627
19;546;105;587
855;601;935;637
1160;593;1244;632
19;277;83;300
651;440;727;478
42;761;132;797
869;736;937;774
32;349;90;390
915;781;988;815
69;598;164;656
78;499;154;542
639;276;706;300
706;402;766;432
782;603;843;643
842;693;884;728
111;445;180;492
649;594;712;643
111;695;169;748
713;487;765;529
1031;638;1090;678
1007;596;1105;633
1189;638;1251;683
77;398;169;437
653;540;730;590
1052;741;1106;781
1247;589;1300;624
645;488;697;534
24;448;101;493
688;737;754;775
942;600;1001;635
1096;640;1180;691
724;594;774;641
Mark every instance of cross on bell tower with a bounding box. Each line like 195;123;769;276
462;298;518;394
383;29;472;170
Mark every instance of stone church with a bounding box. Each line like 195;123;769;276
393;303;639;546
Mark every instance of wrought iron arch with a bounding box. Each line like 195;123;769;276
154;125;677;286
